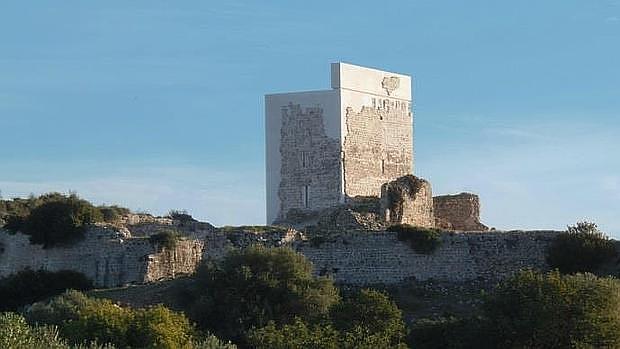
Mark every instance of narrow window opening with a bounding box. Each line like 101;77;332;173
301;151;307;168
381;159;385;174
302;185;310;208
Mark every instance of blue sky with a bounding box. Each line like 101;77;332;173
1;1;618;235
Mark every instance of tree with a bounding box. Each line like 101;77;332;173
0;312;113;349
187;246;340;344
128;305;195;349
249;289;408;349
330;289;407;347
26;291;206;349
4;194;103;248
547;221;617;274
483;270;620;348
248;318;340;349
0;269;92;311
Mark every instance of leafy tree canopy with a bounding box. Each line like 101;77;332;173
547;221;617;274
187;246;340;344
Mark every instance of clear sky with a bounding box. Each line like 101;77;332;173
1;1;618;235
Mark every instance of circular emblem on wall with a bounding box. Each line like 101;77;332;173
381;76;400;96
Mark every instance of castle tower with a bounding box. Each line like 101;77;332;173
265;63;413;224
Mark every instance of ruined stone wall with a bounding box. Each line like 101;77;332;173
380;175;434;228
297;230;557;284
278;103;342;220
434;193;488;231
0;222;558;287
342;98;413;199
0;227;204;287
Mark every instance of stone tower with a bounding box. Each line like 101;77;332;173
265;63;413;224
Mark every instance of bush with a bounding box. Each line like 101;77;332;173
168;210;196;223
98;206;130;223
4;194;103;248
189;335;237;349
26;291;206;349
483;270;620;348
249;289;407;349
330;289;406;347
547;221;617;274
187;246;340;344
0;269;93;311
248;318;340;349
61;298;132;348
128;305;195;348
0;312;70;349
149;230;182;250
388;224;442;254
408;316;493;349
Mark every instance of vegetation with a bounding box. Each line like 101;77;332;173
547;221;617;274
249;289;407;349
1;193;131;248
98;205;131;223
168;210;196;223
186;245;339;345
408;270;620;348
149;229;182;250
0;269;92;311
485;270;620;348
0;312;114;349
25;290;234;349
388;224;442;254
408;316;490;349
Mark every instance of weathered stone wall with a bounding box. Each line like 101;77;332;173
380;175;434;228
342;102;413;199
278;103;342;220
434;193;488;231
0;220;558;287
0;227;204;287
297;230;557;284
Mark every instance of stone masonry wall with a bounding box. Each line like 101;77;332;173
380;175;434;228
434;193;488;231
297;230;558;284
0;227;204;287
278;103;342;220
342;101;412;199
0;223;558;287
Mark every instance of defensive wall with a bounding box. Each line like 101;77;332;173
0;217;560;287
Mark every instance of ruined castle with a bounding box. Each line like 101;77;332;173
265;62;487;231
0;63;562;289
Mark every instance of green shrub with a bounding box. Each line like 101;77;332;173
483;270;620;348
408;316;493;349
168;210;196;223
388;224;442;254
25;289;90;326
4;194;103;248
61;298;132;348
27;291;206;349
189;336;237;349
187;245;340;345
547;221;617;274
249;289;407;349
98;206;130;223
248;318;340;349
0;269;92;311
149;230;182;250
128;305;195;348
330;289;406;347
0;312;69;349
